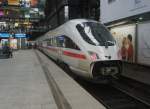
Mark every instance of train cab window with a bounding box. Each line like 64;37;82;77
76;22;115;46
64;36;80;50
76;24;95;45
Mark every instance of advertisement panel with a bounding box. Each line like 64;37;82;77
8;0;19;6
137;22;150;65
1;39;8;47
0;0;2;5
31;0;38;7
101;0;150;23
10;38;17;49
111;25;136;62
0;10;4;16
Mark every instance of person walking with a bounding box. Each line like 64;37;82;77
9;47;13;58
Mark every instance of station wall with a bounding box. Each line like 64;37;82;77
137;22;150;66
101;0;150;23
110;21;150;66
111;25;136;63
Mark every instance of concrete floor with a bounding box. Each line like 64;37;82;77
0;50;57;109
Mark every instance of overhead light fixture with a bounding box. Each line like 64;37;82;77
107;21;128;28
139;17;143;20
15;23;19;27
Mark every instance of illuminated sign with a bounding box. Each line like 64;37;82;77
25;14;30;18
0;33;10;38
15;33;26;38
8;0;19;5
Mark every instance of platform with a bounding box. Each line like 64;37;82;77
0;50;57;109
0;50;106;109
122;62;150;85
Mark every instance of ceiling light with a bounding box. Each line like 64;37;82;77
139;17;143;20
15;23;19;27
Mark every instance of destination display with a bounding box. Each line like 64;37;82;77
15;33;26;38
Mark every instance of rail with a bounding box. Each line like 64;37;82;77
110;76;150;108
40;50;150;109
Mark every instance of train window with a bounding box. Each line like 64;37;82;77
64;36;80;50
47;38;52;46
57;36;65;47
51;38;55;46
76;24;96;45
42;41;47;47
53;38;57;47
76;22;115;46
50;39;52;46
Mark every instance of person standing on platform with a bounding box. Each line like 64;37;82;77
127;34;134;62
9;47;13;58
121;37;128;61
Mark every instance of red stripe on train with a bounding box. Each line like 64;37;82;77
63;51;86;59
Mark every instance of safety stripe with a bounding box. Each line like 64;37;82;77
63;50;86;59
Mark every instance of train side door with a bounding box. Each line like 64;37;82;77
56;36;65;61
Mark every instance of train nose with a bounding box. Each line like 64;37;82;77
95;46;119;60
105;55;111;59
92;61;122;78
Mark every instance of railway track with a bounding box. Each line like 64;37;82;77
76;78;150;109
41;51;150;109
60;65;150;109
110;76;150;107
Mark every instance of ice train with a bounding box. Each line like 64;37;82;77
37;19;122;82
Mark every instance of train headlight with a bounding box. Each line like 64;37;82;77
88;51;99;61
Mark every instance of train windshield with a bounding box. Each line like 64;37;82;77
76;22;115;46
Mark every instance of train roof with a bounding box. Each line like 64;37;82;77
36;19;99;41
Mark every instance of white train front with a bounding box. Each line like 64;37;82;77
37;19;122;82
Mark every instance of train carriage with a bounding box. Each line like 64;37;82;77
37;19;122;82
